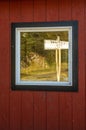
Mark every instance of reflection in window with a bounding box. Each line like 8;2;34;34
20;31;69;82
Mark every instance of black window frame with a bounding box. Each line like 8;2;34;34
11;21;78;91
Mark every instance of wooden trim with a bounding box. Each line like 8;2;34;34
11;21;78;91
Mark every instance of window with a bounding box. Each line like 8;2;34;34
11;21;78;91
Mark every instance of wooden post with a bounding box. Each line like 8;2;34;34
56;49;58;81
44;35;62;81
58;49;61;81
56;36;61;81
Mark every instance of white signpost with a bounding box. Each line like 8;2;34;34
44;36;69;81
44;40;68;50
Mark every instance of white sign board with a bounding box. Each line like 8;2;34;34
44;40;69;50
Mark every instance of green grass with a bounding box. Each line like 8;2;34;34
20;62;68;81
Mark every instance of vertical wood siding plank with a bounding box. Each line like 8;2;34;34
33;92;47;130
0;1;10;130
46;0;60;130
21;92;33;130
85;2;86;130
46;0;59;22
0;1;10;88
33;0;47;130
58;0;73;130
34;0;46;22
46;92;60;130
10;92;21;130
10;1;22;130
72;0;85;130
0;91;9;130
21;1;34;130
21;0;34;22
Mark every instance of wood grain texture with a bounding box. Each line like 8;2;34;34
85;2;86;130
0;1;10;130
58;0;73;130
33;0;47;130
0;1;10;88
10;92;21;130
21;1;34;130
34;0;46;22
46;92;60;130
46;0;59;22
10;1;22;130
0;0;85;130
72;0;85;130
21;0;34;22
33;92;47;130
46;0;60;130
21;92;33;130
0;91;9;130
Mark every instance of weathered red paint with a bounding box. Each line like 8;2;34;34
59;1;73;130
10;1;22;130
0;0;85;130
46;0;60;130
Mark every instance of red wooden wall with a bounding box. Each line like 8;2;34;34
0;0;85;130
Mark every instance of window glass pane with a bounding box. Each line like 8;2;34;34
20;31;69;82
